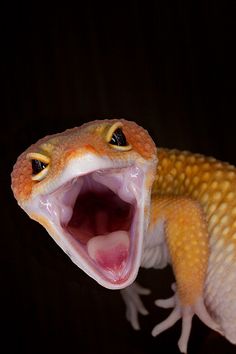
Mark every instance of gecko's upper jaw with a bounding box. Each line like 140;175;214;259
35;163;147;289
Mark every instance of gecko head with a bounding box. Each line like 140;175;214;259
11;119;157;289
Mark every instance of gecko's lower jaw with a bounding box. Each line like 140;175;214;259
30;160;148;289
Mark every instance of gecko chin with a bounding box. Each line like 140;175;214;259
34;162;147;289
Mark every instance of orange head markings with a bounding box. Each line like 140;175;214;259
11;119;157;204
11;119;158;289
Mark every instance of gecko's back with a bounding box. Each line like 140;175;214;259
154;148;236;343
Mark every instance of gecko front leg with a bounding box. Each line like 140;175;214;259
147;196;221;353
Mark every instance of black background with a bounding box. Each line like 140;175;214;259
2;2;236;354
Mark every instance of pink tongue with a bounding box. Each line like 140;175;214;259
87;231;130;272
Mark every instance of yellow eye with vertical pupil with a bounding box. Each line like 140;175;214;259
26;152;50;181
32;159;48;175
106;122;132;151
109;128;127;146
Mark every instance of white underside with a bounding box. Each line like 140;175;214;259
205;236;236;343
141;218;170;269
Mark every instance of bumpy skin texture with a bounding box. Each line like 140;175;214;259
149;196;209;305
152;148;236;343
11;120;236;351
11;119;156;203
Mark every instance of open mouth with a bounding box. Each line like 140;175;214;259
38;165;144;286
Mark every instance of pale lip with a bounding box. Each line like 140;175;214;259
26;156;148;289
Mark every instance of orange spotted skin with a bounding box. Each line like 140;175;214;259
151;148;236;336
149;196;208;305
153;148;236;249
11;119;156;203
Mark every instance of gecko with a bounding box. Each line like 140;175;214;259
11;119;236;353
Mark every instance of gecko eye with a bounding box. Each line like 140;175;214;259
106;122;132;151
110;128;127;146
32;159;48;175
26;152;50;181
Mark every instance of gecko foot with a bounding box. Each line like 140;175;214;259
152;283;221;353
121;282;151;330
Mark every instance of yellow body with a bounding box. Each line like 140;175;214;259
150;148;236;343
149;195;208;305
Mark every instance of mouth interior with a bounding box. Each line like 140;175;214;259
66;177;134;245
51;169;138;278
38;164;145;284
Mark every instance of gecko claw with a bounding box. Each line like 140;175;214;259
121;282;151;330
155;296;175;308
152;306;181;336
152;283;221;353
